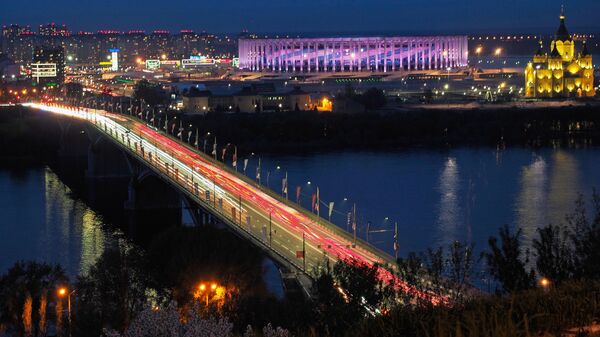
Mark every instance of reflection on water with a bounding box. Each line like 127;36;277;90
0;166;118;276
515;150;580;256
437;157;461;247
1;147;599;277
262;147;600;257
547;151;579;225
515;155;547;252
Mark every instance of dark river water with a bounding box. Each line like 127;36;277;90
0;165;121;276
1;147;599;284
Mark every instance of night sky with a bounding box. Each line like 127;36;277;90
2;0;600;34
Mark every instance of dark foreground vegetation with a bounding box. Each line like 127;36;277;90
2;191;600;337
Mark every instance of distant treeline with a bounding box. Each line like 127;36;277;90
0;107;61;161
186;104;600;153
1;104;600;161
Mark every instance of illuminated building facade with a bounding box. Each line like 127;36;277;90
1;26;236;67
33;46;65;86
239;35;468;72
525;10;594;98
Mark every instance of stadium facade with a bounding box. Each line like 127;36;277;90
238;35;468;72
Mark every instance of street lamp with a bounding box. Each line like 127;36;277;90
495;48;502;69
197;282;218;307
57;287;75;337
540;277;550;291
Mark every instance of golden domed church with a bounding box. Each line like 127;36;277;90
525;8;594;98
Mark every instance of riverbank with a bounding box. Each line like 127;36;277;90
184;103;600;154
2;103;599;157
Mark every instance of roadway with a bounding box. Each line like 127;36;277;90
24;102;441;304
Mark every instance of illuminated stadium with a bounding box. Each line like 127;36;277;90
238;35;468;72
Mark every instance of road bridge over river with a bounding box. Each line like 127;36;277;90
23;102;441;303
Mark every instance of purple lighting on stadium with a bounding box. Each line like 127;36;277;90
239;36;468;72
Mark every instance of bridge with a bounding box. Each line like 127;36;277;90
23;102;439;303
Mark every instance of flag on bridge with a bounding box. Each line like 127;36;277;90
315;187;320;216
212;138;217;157
256;158;261;183
328;202;335;221
243;159;248;173
394;222;399;257
312;193;317;213
296;186;301;204
194;129;199;147
232;147;238;169
188;130;193;143
282;172;288;198
221;147;227;162
351;203;357;233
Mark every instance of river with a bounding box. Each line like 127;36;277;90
1;146;599;284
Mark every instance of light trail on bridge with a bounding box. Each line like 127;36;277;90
24;102;444;305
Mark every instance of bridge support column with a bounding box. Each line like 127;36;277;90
86;133;133;180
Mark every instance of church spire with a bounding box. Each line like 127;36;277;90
535;40;544;56
582;40;591;56
555;5;571;41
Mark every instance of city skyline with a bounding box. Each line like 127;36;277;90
2;0;600;34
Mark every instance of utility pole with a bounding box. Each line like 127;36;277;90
302;232;306;272
213;178;216;208
394;221;399;260
239;195;243;226
352;203;357;246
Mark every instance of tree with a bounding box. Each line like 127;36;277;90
311;271;348;336
568;191;600;280
483;225;535;293
396;252;425;287
38;292;47;337
334;259;393;319
446;241;475;302
0;261;68;336
74;242;154;335
145;226;266;309
396;252;435;304
422;247;445;293
22;294;32;337
533;224;574;284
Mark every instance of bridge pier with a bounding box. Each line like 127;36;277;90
86;133;134;180
55;119;90;168
125;170;182;212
